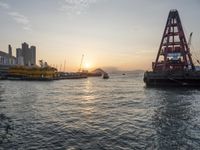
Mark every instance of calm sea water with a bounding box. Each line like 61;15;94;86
0;72;200;150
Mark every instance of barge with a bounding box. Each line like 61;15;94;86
58;72;87;79
144;9;200;87
144;70;200;87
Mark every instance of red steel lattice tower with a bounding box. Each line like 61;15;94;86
153;9;195;72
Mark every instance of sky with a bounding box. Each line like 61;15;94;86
0;0;200;71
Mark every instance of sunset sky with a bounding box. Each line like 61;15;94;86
0;0;200;71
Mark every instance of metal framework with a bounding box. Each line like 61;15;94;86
153;9;195;72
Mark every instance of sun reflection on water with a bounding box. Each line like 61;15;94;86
81;79;96;117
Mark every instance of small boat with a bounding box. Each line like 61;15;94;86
122;73;126;75
103;73;109;79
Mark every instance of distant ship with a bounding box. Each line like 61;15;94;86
144;10;200;87
103;73;109;79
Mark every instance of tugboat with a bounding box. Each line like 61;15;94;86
103;73;109;79
144;9;200;87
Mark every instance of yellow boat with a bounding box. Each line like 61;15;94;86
7;66;58;81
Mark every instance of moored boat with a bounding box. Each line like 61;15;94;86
144;9;200;87
103;73;109;79
7;65;57;81
144;70;200;87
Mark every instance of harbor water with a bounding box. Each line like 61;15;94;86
0;72;200;149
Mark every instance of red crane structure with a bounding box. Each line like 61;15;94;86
144;9;200;87
153;9;195;72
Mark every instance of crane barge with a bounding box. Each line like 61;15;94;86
144;9;200;87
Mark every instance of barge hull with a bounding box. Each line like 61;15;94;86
144;78;200;87
144;71;200;87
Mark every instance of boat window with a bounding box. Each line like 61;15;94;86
167;53;181;60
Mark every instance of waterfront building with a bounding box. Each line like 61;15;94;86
0;42;37;67
22;42;31;66
0;45;16;65
0;43;37;76
16;42;36;66
16;48;24;65
30;46;36;65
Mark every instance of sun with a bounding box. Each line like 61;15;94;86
83;62;92;70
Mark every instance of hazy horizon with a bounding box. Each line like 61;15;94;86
0;0;200;71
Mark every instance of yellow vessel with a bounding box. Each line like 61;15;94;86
7;66;58;80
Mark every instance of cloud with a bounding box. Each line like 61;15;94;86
0;1;32;31
8;12;32;31
8;12;30;24
0;1;10;9
60;0;97;15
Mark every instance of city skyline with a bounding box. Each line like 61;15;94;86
0;0;200;71
0;42;36;67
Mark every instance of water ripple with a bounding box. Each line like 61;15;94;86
0;73;200;149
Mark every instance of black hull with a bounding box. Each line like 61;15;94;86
144;78;200;87
144;71;200;87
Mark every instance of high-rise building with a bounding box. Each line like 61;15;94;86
16;48;24;65
22;42;30;66
22;42;29;51
30;46;36;65
8;44;12;57
17;42;36;66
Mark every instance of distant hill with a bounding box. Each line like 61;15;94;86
101;67;145;74
91;68;106;74
90;67;145;74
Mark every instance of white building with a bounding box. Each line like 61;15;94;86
0;45;16;65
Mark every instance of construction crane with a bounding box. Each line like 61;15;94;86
188;32;193;49
188;32;200;65
78;54;84;72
